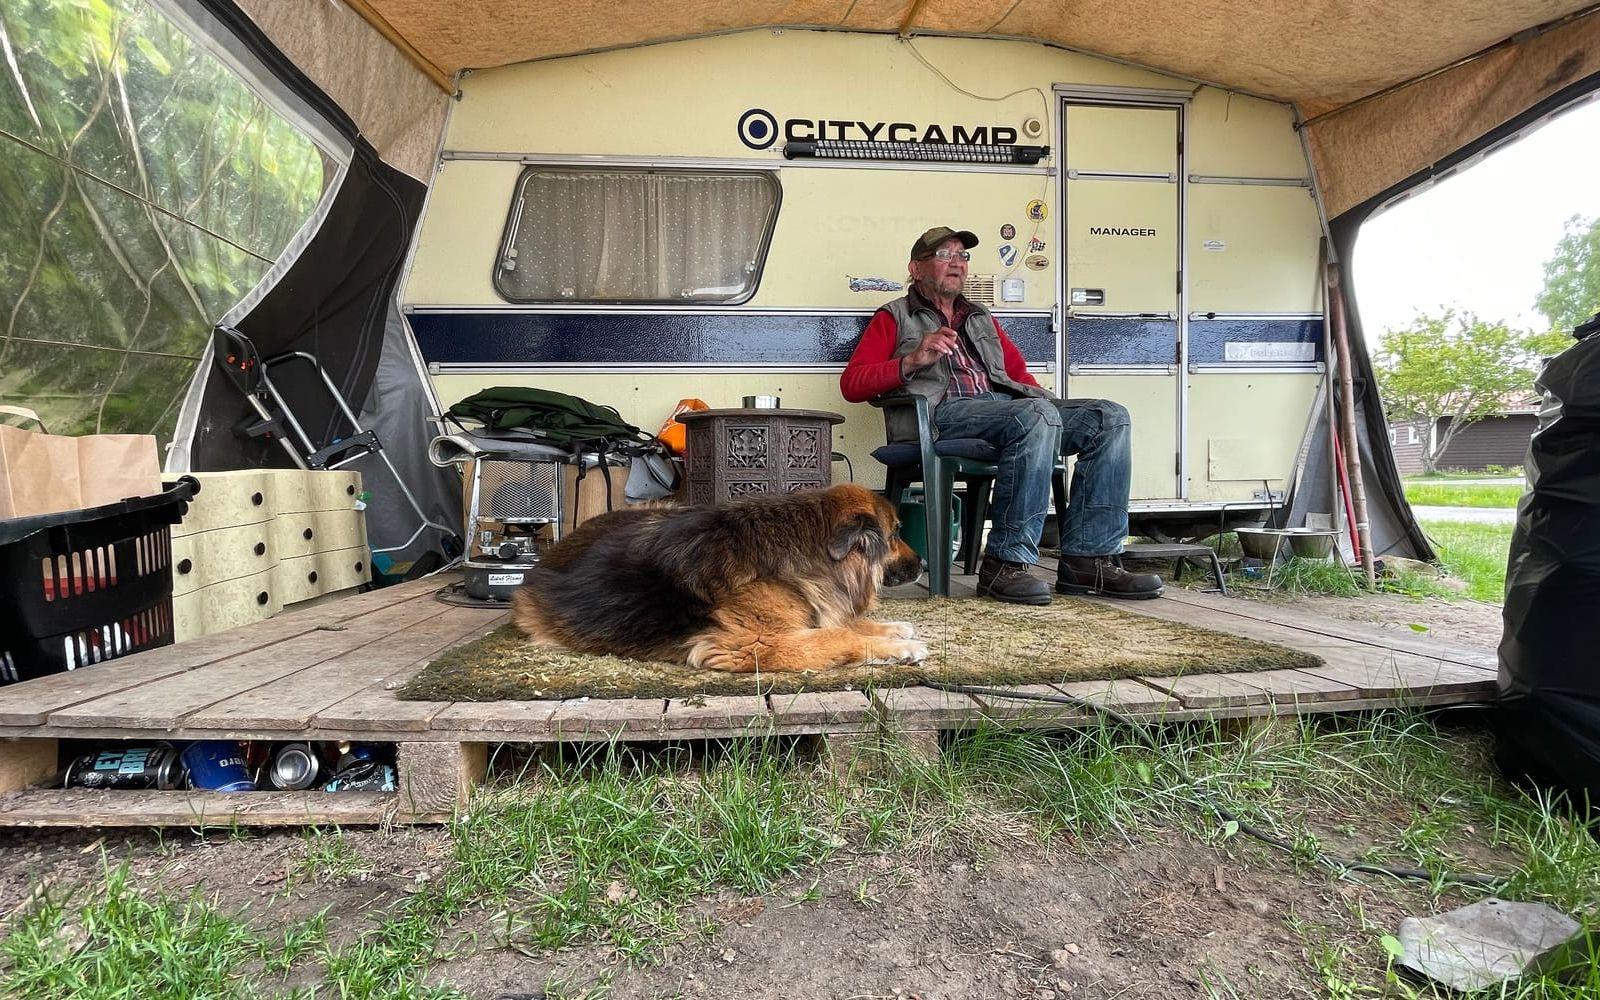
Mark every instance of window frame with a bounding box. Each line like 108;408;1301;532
492;165;783;306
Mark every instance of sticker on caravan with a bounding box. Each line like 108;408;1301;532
1024;254;1049;271
1203;239;1227;251
1027;237;1046;253
998;244;1018;267
738;109;780;150
848;275;904;292
1000;223;1016;240
1026;200;1048;222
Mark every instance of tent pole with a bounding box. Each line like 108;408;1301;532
1327;263;1376;589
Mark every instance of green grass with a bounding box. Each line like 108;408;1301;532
7;715;1600;998
1404;482;1525;508
1405;466;1521;480
1421;520;1512;602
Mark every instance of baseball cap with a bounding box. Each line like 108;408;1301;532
910;226;979;260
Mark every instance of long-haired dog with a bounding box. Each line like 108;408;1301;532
511;483;927;672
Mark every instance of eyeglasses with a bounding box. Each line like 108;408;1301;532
924;249;970;263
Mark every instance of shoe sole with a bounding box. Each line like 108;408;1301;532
1054;583;1165;600
975;584;1053;606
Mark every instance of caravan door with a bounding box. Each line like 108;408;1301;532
1061;101;1183;500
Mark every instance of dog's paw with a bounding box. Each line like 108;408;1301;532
880;621;918;639
880;639;928;664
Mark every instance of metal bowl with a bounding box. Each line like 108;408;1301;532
1235;527;1287;561
1283;528;1337;559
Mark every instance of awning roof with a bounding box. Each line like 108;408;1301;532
347;0;1592;113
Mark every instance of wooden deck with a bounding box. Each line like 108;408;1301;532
0;570;1498;827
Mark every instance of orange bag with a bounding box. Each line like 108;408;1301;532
656;398;708;455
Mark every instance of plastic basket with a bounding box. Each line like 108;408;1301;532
0;477;198;685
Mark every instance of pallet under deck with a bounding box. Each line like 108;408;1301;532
0;572;1498;827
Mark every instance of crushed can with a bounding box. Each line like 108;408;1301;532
65;745;186;790
181;740;256;792
323;754;397;793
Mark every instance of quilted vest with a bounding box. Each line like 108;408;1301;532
876;287;1052;443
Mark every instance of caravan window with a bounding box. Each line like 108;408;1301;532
495;168;780;304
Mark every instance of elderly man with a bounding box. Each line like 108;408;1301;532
841;226;1162;605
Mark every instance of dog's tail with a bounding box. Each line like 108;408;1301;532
509;583;559;644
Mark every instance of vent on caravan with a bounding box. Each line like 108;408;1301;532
963;274;996;306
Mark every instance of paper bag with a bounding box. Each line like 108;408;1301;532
77;434;162;509
0;424;82;519
0;424;161;520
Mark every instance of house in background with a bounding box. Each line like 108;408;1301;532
1389;394;1538;474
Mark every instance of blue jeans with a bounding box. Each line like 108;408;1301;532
933;392;1132;564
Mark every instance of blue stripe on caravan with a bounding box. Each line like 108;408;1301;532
1066;317;1178;366
407;311;1054;366
1189;318;1324;364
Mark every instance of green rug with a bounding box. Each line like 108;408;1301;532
397;597;1322;701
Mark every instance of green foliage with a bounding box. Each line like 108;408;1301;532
0;0;326;442
1374;312;1549;473
1536;214;1600;334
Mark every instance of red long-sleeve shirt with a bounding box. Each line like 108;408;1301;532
839;308;1042;403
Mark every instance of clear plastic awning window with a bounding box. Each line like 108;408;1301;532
0;0;332;444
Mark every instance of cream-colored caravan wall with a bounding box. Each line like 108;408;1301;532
406;29;1323;508
1181;88;1323;503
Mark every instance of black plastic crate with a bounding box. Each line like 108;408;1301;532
0;477;198;685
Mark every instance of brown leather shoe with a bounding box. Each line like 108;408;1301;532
976;555;1052;605
1056;555;1164;600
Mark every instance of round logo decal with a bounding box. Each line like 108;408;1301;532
1000;223;1016;240
1024;253;1049;271
1026;199;1049;222
738;108;779;150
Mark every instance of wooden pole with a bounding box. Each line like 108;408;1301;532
1327;263;1377;589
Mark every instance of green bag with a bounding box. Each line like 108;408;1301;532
446;386;652;451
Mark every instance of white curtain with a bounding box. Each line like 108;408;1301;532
502;170;777;302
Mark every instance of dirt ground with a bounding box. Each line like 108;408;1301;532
0;596;1508;999
0;809;1478;1000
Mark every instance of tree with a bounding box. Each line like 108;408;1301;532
1536;214;1600;334
1374;312;1550;474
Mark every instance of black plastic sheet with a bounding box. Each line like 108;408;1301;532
1496;314;1600;805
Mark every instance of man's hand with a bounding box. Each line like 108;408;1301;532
901;327;959;380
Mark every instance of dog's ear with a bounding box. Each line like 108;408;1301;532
828;512;888;561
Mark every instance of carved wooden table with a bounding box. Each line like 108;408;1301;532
679;408;845;504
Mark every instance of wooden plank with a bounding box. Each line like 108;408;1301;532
767;690;876;730
428;700;562;736
660;696;770;733
181;607;507;731
872;686;983;729
1155;587;1496;670
1222;668;1366;705
0;789;398;827
1139;673;1277;711
1297;653;1496;701
48;595;446;730
1051;678;1183;718
0;739;58;793
0;576;447;727
962;685;1089;727
548;698;667;738
397;742;485;820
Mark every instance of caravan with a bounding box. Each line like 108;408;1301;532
402;30;1327;538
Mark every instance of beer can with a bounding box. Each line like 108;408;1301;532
65;745;186;790
267;743;323;790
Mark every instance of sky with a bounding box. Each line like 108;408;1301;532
1352;96;1600;344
